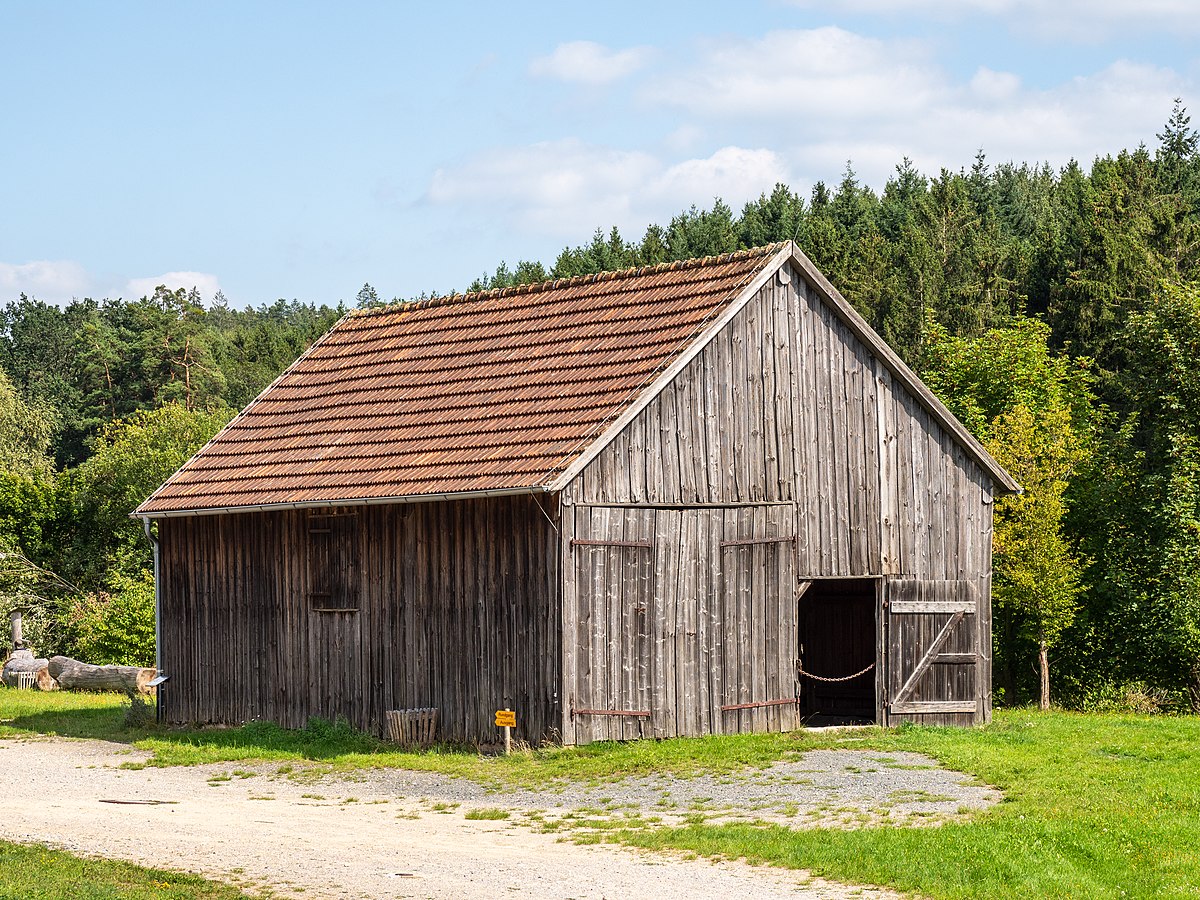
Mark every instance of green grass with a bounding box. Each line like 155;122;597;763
609;714;1200;900
0;686;824;784
3;688;1200;897
0;840;255;899
464;807;511;820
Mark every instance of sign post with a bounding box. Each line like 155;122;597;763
494;708;516;754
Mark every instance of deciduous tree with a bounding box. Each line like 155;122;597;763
922;318;1093;706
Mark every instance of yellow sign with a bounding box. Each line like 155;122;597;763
495;709;516;728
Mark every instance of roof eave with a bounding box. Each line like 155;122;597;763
133;484;552;520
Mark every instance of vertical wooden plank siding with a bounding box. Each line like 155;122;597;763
792;267;817;575
560;264;998;738
875;362;901;574
159;263;1001;745
563;503;798;742
159;495;562;744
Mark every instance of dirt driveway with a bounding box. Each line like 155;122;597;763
0;737;996;899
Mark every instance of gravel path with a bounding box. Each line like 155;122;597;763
0;736;998;899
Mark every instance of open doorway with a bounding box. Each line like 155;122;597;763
797;578;877;725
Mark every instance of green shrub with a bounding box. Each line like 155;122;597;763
1072;679;1185;715
124;692;155;727
63;570;155;666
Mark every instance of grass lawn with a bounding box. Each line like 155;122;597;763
2;687;1199;898
618;714;1200;899
0;840;255;899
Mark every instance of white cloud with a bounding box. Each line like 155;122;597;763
969;67;1022;103
427;140;789;237
0;260;93;304
642;29;1188;189
428;139;657;232
425;25;1190;249
0;262;225;306
529;40;653;85
927;60;1182;173
783;0;1200;38
124;271;222;301
645;28;944;121
655;148;790;207
798;67;1181;187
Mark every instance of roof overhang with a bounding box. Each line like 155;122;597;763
134;485;551;520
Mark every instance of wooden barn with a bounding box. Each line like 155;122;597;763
136;241;1019;745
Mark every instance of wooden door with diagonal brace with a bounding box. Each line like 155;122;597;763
885;579;981;724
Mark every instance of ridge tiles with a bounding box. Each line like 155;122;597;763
351;243;785;317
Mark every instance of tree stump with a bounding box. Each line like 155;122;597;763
2;649;58;691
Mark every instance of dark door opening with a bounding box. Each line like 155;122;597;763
797;578;877;725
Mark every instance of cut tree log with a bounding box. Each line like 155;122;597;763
2;649;58;691
48;656;156;694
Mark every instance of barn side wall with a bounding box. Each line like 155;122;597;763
157;495;561;744
562;264;994;730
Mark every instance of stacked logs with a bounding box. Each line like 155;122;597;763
1;650;156;694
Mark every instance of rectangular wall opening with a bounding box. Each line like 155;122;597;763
797;578;877;725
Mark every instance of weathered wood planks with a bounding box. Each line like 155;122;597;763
159;258;999;746
884;580;980;725
160;495;562;744
560;265;997;738
564;503;798;741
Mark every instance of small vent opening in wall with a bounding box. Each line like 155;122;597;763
307;508;360;612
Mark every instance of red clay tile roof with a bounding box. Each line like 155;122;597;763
136;244;785;515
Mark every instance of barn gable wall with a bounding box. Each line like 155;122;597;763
563;264;994;583
158;495;561;743
562;263;994;730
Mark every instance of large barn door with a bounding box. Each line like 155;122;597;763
885;579;980;722
715;505;799;735
568;506;656;744
568;504;800;743
651;508;721;740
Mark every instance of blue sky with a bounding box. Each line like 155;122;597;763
2;1;1197;308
